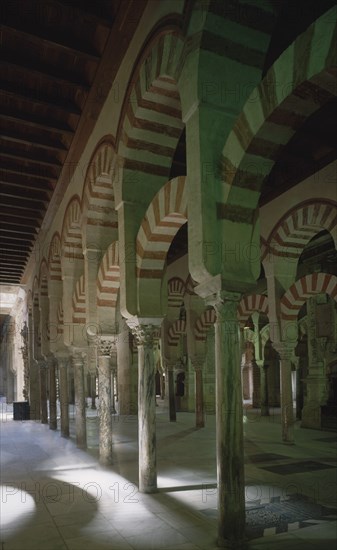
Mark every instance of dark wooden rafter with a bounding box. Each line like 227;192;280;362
0;0;146;285
1;24;101;62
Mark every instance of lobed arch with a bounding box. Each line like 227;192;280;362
264;200;337;262
220;7;337;216
281;273;337;320
81;139;118;251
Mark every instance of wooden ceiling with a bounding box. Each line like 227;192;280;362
0;0;146;285
1;1;335;285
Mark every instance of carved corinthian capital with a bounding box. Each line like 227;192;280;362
132;324;159;347
98;336;116;357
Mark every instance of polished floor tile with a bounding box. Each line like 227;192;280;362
0;399;336;549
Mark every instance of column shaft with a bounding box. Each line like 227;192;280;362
72;352;87;449
279;353;294;444
49;358;57;430
135;325;157;493
167;367;176;422
59;359;69;437
98;355;112;464
214;296;245;548
195;367;205;428
257;360;269;416
40;361;48;424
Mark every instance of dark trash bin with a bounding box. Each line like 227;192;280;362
13;401;30;420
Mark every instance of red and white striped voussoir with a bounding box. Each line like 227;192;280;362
97;242;120;308
168;277;185;308
268;202;337;258
194;309;216;342
237;294;268;322
168;319;186;347
72;274;86;324
136;176;187;278
281;273;337;320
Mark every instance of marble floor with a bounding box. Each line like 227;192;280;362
0;399;336;550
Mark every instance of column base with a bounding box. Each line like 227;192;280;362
140;485;157;494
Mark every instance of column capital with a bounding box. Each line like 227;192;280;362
131;324;160;347
190;356;205;370
69;346;87;363
255;359;265;369
98;336;116;357
208;291;241;322
37;358;48;369
164;358;177;371
273;342;296;361
56;355;69;369
46;354;56;368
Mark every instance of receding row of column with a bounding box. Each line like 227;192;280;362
27;310;296;549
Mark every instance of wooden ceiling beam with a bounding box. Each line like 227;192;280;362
0;249;30;259
1;151;62;170
0;130;67;152
51;0;113;28
0;194;47;211
0;179;53;196
0;204;44;221
0;81;81;116
1;259;27;266
1;148;62;170
0;111;74;136
1;59;90;93
0;191;48;207
1;24;101;62
1;166;58;183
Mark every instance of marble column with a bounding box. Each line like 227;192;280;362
213;292;246;548
48;356;57;430
275;344;295;444
98;338;114;465
133;324;158;493
71;349;87;449
39;359;48;424
29;311;40;419
58;356;69;438
165;361;176;422
90;374;97;409
256;359;269;416
296;360;304;420
111;366;117;414
191;357;205;428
